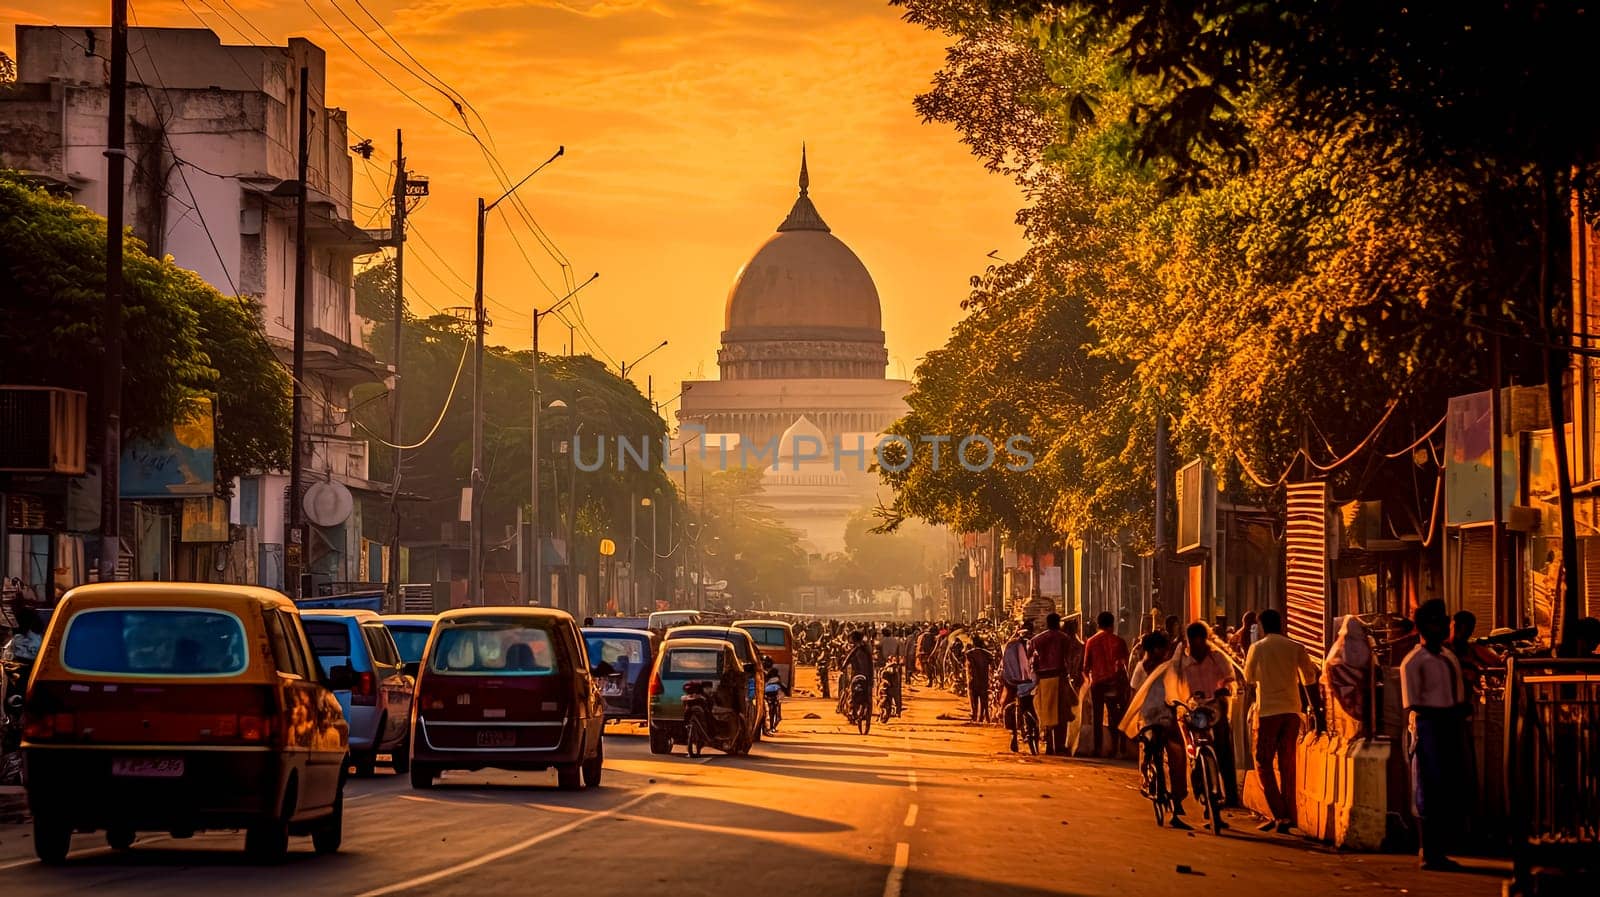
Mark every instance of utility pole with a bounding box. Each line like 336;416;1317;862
286;66;311;598
528;312;541;606
469;197;487;605
98;0;128;583
567;385;579;613
629;491;638;614
388;129;407;611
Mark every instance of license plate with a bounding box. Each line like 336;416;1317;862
475;729;516;748
112;757;184;778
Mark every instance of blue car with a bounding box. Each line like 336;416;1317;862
300;610;415;776
381;613;438;675
582;627;657;721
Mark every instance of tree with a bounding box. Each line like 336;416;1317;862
0;172;290;486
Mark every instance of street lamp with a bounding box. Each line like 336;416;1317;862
526;277;599;608
470;145;564;606
619;339;668;381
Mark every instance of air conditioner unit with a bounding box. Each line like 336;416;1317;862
0;386;88;474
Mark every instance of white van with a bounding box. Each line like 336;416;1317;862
648;610;701;632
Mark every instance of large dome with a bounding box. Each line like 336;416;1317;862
725;231;881;332
718;148;888;381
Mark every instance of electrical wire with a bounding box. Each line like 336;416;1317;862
1382;414;1447;459
355;336;470;450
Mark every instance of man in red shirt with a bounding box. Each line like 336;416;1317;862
1083;611;1131;757
1028;613;1076;754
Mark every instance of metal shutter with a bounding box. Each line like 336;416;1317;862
1286;482;1330;651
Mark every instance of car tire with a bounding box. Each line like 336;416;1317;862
312;780;344;855
582;735;604;789
409;763;436;790
556;764;582;791
33;816;72;865
106;827;135;851
648;725;672;755
390;732;412;775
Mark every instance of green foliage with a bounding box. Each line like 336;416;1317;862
0;172;290;484
885;2;1546;547
691;468;808;604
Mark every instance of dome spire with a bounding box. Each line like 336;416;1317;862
778;142;830;233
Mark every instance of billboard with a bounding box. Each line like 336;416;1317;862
121;398;215;499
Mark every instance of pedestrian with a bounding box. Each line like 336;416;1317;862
1028;613;1077;754
879;626;901;666
918;625;938;686
1229;610;1258;654
1244;608;1324;833
1119;630;1192;829
1323;615;1373;737
1401;598;1467;871
1083;611;1131;758
1172;621;1236;816
1001;622;1036;752
966;635;993;722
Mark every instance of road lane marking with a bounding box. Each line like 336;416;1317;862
883;841;910;897
354;791;656;897
907;770;917;791
903;804;918;827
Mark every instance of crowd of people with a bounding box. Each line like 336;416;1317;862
787;600;1600;871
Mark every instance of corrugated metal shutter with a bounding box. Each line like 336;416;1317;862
1459;527;1495;627
1285;482;1330;651
1582;537;1600;619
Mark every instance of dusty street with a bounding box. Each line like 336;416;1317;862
0;672;1507;897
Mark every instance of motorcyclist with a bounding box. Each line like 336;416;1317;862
880;655;905;717
838;630;874;716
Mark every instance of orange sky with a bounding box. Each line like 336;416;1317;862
3;1;1024;410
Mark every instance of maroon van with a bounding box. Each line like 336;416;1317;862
408;608;605;790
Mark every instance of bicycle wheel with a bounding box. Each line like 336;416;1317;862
1199;749;1223;833
685;713;705;758
858;706;872;735
1142;748;1168;826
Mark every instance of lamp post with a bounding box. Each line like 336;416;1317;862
619;339;668;381
526;274;599;607
469;145;565;606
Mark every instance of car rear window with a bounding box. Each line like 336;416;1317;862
586;636;646;668
303;620;352;657
665;649;722;676
386;626;431;664
743;626;788;648
431;625;559;675
62;608;248;677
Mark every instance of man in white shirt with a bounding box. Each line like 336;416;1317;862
1399;598;1467;872
1244;608;1323;833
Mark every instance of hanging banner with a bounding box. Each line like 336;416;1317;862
121;398;215;498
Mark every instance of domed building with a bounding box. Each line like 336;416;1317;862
679;149;911;555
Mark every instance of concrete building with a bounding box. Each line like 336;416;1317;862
678;150;910;555
0;26;387;592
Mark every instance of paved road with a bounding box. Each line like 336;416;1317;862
0;672;1507;897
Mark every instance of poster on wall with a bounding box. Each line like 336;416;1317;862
120;398;215;498
1444;391;1516;526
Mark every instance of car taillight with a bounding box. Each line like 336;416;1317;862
238;714;273;742
648;671;663;696
23;712;75;740
352;671;378;706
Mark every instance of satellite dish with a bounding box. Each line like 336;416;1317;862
303;481;354;527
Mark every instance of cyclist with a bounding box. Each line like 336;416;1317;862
1120;630;1192;829
838;630;875;716
1001;623;1036;752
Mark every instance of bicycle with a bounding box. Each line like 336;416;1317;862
1004;691;1040;755
1136;726;1173;826
1171;698;1228;834
847;674;873;735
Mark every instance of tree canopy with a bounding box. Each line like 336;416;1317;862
0;172;290;486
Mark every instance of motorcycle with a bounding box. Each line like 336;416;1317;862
1;660;27;786
847;674;872;735
878;663;903;723
681;678;752;757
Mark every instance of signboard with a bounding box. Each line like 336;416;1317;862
121;398;215;498
180;497;229;542
1444;390;1516;526
1176;458;1214;554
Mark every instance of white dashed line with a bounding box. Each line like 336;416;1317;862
903;803;918;827
883;841;911;897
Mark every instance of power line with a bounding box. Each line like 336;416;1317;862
356;336;470;450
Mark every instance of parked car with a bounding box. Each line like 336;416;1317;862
734;619;796;691
647;638;755;755
582;627;657;721
662;625;766;741
381;613;437;675
300;609;415;776
409;607;605;790
20;582;349;863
